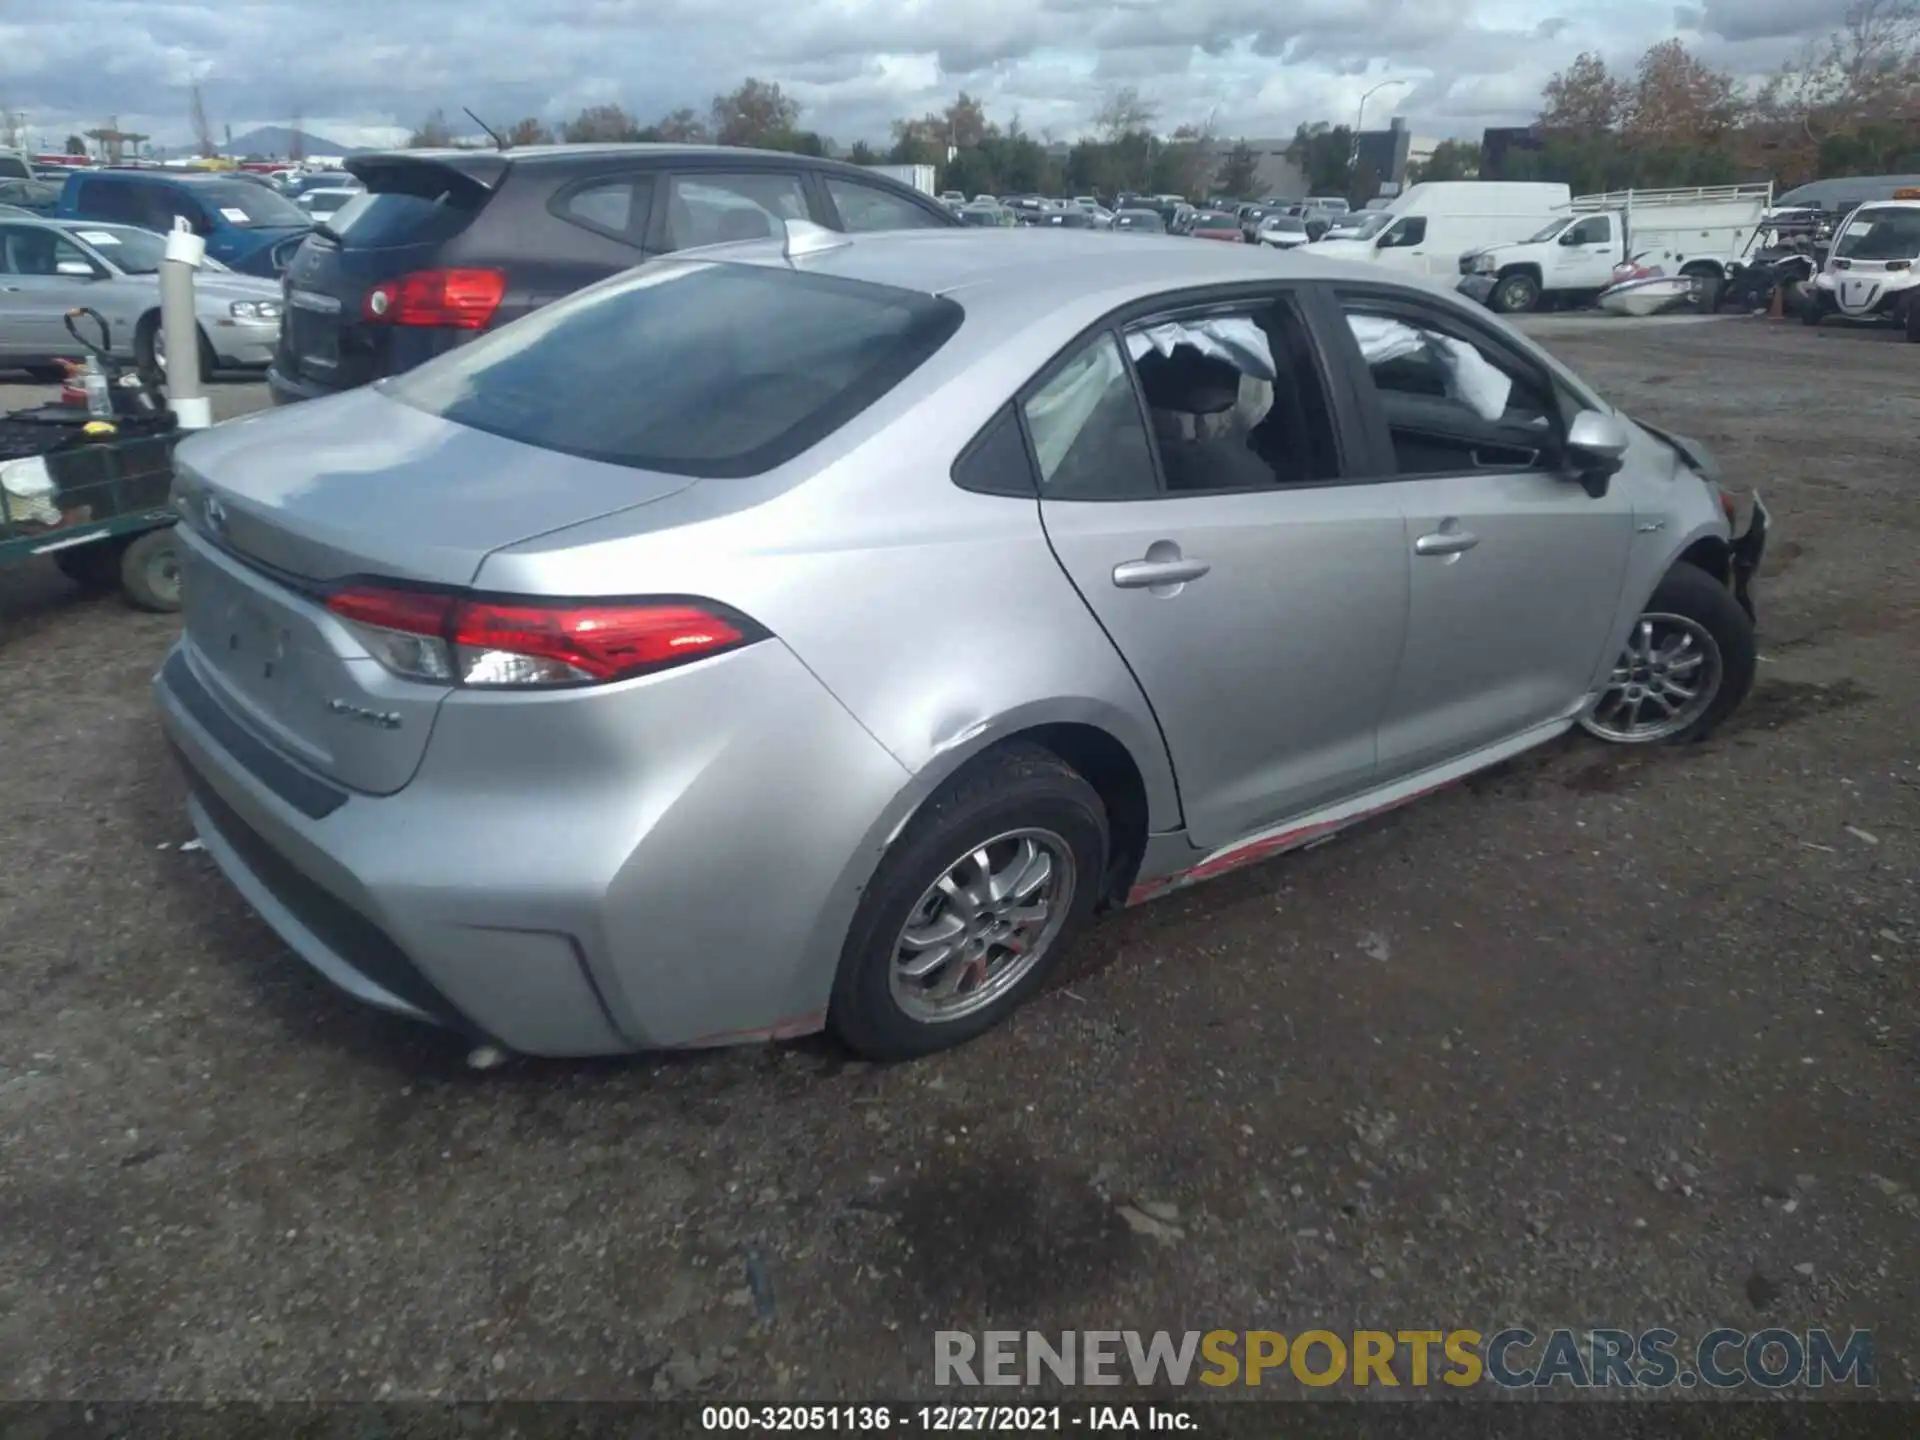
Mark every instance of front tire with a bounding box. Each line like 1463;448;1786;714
1905;298;1920;344
829;745;1109;1061
136;313;219;382
1580;563;1756;746
1491;272;1540;314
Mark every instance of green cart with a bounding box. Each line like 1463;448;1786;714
0;416;183;612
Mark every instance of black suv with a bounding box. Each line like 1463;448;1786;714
269;144;961;405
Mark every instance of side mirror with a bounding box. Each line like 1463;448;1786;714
1567;410;1629;497
56;259;98;278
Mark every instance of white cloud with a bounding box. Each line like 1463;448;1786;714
0;0;1860;154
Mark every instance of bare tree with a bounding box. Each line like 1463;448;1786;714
189;81;217;156
710;78;801;148
505;117;554;146
652;107;710;143
409;108;456;148
1756;0;1920;144
1624;39;1744;147
1094;85;1158;142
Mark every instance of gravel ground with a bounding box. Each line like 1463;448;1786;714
1;319;1916;1404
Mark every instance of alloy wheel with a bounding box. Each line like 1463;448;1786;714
888;828;1076;1023
1580;613;1723;743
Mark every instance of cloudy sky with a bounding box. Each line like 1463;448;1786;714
0;0;1864;153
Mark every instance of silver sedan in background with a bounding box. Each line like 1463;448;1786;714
0;217;282;379
156;227;1767;1062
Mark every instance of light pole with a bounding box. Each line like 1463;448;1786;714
1351;79;1411;170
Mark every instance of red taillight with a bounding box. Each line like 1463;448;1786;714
362;268;506;329
324;585;757;688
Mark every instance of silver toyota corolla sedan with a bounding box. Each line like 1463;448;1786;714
155;226;1768;1061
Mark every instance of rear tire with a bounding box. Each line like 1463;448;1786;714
1682;268;1724;312
1580;563;1756;746
119;528;183;613
1491;272;1540;314
829;744;1109;1061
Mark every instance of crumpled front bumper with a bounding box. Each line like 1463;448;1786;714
1457;274;1497;306
1731;492;1770;622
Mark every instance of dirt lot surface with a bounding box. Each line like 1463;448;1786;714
1;320;1916;1404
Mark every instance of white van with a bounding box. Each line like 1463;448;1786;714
1308;181;1572;281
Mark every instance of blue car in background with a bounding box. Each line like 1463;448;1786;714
56;170;312;277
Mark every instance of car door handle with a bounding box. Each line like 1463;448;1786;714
1415;530;1480;556
1112;556;1211;588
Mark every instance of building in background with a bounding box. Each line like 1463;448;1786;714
1239;140;1309;199
1478;126;1547;180
1351;117;1444;196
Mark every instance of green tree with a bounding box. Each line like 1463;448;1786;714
1286;122;1354;195
505;117;553;147
847;140;879;165
1214;140;1259;197
561;104;641;143
65;133;88;156
1408;138;1478;183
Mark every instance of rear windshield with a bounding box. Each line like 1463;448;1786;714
387;260;964;478
327;164;488;247
192;179;309;227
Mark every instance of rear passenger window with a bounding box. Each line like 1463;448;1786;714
823;178;947;233
1123;298;1342;492
1021;333;1159;501
76;181;148;228
664;174;809;250
556;175;654;243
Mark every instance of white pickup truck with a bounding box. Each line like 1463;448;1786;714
1458;183;1774;314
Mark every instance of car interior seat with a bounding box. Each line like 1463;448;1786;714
1133;344;1273;492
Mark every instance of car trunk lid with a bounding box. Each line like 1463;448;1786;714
170;386;700;794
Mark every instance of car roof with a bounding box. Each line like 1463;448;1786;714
701;226;1388;306
353;143;915;193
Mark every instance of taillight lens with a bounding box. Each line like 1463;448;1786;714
324;585;758;688
362;268;506;329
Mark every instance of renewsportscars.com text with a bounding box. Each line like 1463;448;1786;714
934;1328;1875;1390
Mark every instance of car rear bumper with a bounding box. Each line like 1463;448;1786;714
265;364;337;406
153;631;911;1055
